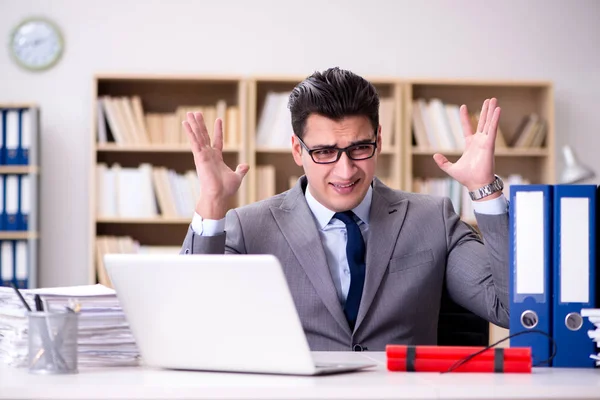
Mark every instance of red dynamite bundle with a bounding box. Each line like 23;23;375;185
386;345;532;373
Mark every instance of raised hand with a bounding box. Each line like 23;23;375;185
433;98;501;196
183;112;249;219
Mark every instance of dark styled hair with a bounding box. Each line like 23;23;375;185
288;67;380;139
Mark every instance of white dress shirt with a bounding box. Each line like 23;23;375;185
191;187;508;304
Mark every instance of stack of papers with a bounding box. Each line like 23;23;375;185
0;284;140;367
581;308;600;366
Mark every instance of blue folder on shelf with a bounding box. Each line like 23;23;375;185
0;109;6;165
18;175;29;231
18;108;31;165
552;184;597;368
509;184;553;366
14;240;28;289
4;175;18;231
4;109;20;165
0;241;15;288
0;175;4;231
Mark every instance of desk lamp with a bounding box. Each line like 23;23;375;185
559;145;595;184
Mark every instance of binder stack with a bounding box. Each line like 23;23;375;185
509;184;598;368
0;106;39;290
0;107;34;166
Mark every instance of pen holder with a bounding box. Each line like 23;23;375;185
28;310;79;374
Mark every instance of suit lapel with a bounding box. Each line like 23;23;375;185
270;178;351;336
355;178;408;332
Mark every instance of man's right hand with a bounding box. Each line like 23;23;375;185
183;112;249;220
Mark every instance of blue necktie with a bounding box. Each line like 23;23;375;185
334;211;366;330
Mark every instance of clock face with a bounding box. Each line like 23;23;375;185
10;18;64;71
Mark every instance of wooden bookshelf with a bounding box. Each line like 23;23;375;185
0;232;39;240
97;144;241;153
90;74;248;285
411;148;549;157
402;79;555;190
97;217;192;225
89;74;555;347
0;166;39;174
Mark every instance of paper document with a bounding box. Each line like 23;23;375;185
0;284;140;368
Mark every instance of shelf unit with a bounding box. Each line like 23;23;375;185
90;75;247;285
89;75;555;347
0;104;40;289
402;79;555;189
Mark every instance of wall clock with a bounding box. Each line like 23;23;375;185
9;18;64;72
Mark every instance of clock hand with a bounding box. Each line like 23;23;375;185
32;37;47;46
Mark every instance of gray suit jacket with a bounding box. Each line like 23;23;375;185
181;176;510;351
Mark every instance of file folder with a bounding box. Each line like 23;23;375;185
18;175;30;231
0;175;5;231
4;175;18;231
552;184;597;368
0;241;14;287
509;185;553;366
0;109;5;165
4;110;20;165
14;241;28;289
19;108;31;165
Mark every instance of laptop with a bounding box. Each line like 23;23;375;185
104;253;375;375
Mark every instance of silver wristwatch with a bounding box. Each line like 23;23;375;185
468;175;504;201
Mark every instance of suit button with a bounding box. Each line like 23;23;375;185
353;344;363;352
184;248;190;254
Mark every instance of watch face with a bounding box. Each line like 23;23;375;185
10;18;64;71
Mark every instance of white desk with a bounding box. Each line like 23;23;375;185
1;352;599;400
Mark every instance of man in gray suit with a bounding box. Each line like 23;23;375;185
180;67;509;351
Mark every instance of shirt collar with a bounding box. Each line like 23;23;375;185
305;183;372;229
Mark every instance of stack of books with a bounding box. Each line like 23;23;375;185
0;284;139;367
582;308;600;366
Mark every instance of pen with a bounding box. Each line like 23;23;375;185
10;282;31;312
34;294;44;312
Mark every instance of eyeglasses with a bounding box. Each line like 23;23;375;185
296;135;378;164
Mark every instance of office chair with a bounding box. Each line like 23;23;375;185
437;287;489;347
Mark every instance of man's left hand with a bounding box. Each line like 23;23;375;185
433;98;501;198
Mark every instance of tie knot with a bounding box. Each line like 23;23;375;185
334;211;357;226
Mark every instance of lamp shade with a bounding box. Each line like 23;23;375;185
559;145;595;184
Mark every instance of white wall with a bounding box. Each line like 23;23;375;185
0;0;598;287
